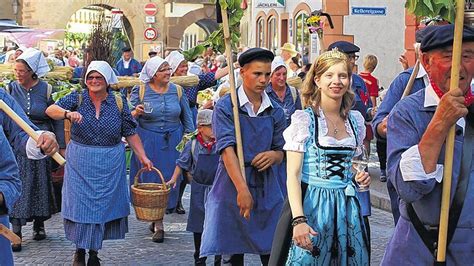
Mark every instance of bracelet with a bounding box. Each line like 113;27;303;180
64;110;70;120
291;215;308;227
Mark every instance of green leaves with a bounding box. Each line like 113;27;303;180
405;0;456;23
182;45;206;62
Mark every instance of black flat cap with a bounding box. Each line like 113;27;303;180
415;26;437;43
327;41;360;54
421;24;474;52
122;47;132;52
238;48;274;67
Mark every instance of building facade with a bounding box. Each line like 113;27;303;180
249;0;409;88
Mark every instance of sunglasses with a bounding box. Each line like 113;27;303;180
86;76;105;82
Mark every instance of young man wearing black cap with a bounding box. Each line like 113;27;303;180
382;24;474;265
115;47;142;77
200;48;286;265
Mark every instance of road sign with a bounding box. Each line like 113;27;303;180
351;7;386;16
145;16;155;24
144;27;158;41
144;3;158;16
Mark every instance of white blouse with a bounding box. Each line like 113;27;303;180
283;109;366;153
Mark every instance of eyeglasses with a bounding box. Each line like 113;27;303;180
157;67;172;73
86;76;105;82
14;69;31;75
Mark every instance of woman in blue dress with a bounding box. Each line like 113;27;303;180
46;61;152;265
129;56;194;243
165;50;228;214
282;50;370;265
6;48;65;252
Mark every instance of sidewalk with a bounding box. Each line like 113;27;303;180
368;145;392;213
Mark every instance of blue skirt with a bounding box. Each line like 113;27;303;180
0;216;14;266
64;217;128;250
286;184;369;265
130;126;183;210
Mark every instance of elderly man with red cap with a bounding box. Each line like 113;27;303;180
382;24;474;265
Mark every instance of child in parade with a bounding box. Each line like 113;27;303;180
168;109;221;266
199;48;286;265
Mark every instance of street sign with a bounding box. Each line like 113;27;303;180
351;7;386;16
144;3;157;16
144;27;158;41
145;16;155;24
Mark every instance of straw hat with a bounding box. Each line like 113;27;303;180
280;43;298;57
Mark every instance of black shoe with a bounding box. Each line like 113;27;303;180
33;221;46;241
73;249;86;266
149;222;155;233
166;208;175;214
152;229;164;243
87;250;101;266
175;202;185;215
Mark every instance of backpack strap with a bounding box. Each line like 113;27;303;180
114;92;123;113
77;93;83;109
139;83;146;103
289;86;297;104
5;83;10;94
176;84;182;100
46;83;53;101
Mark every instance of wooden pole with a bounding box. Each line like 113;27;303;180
220;6;246;181
0;100;66;166
0;224;21;245
436;0;464;262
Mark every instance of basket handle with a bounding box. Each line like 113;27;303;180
133;167;167;188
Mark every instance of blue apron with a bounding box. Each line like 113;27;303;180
130;126;183;210
187;152;219;233
0;216;14;266
200;113;284;256
62;141;130;224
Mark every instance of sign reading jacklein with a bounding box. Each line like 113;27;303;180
255;0;285;8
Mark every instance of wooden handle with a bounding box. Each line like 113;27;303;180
133;167;167;188
0;99;66;166
0;224;21;245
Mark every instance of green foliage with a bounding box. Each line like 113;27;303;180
182;0;243;57
405;0;456;23
49;80;82;102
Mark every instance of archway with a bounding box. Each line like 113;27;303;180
180;19;218;50
166;5;217;49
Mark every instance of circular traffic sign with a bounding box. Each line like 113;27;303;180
144;27;158;40
144;3;157;16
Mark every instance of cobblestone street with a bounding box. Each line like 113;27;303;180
12;188;394;265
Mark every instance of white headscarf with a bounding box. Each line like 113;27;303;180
165;50;185;75
16;48;50;77
139;56;167;83
85;61;119;85
271;56;286;75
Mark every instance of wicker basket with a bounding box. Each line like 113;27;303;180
131;167;170;222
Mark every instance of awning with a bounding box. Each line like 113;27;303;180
0;28;64;47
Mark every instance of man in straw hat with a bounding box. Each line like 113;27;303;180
200;47;286;265
382;24;474;265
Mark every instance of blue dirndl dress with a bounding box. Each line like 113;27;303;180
285;108;369;265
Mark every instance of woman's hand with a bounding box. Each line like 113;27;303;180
140;155;153;171
132;104;145;117
355;171;371;187
292;223;318;251
66;111;83;123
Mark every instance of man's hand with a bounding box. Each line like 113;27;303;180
37;131;59;156
376;116;388;138
251;151;281;172
399;54;409;70
237;187;253;220
434;88;469;130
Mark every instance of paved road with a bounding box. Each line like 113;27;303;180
12;190;393;265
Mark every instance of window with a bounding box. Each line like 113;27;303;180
294;12;309;56
267;16;278;53
257;17;265;47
